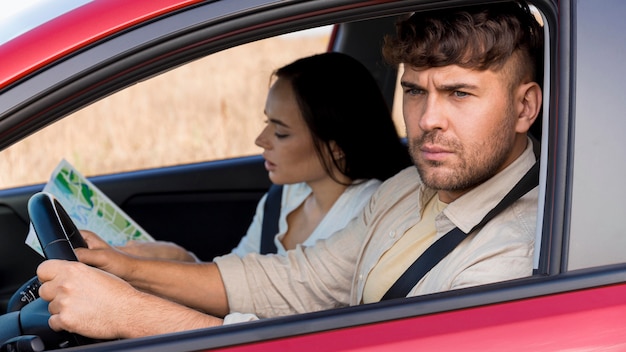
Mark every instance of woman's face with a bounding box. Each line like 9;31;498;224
255;78;331;185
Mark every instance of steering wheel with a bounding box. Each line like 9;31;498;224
0;192;92;351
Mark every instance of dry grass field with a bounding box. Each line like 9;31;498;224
0;33;404;189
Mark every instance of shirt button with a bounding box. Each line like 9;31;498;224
358;274;363;281
389;230;396;238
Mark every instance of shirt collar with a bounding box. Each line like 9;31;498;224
440;137;537;234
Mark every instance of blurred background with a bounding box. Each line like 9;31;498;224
0;28;404;189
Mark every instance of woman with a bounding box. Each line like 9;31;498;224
122;52;411;260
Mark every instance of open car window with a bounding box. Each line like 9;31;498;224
10;1;626;351
0;28;332;189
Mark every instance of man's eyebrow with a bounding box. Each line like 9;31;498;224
436;83;479;91
400;81;478;92
400;81;423;89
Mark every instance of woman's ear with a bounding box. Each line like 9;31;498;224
330;141;345;160
515;82;543;134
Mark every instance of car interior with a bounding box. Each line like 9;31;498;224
0;11;417;314
0;1;561;350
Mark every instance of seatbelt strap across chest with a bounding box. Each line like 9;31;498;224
380;160;540;301
260;184;283;254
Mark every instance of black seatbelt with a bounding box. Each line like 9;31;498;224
260;184;283;254
381;160;540;301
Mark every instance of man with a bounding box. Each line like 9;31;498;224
37;1;543;339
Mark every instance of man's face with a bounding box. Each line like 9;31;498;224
402;63;523;203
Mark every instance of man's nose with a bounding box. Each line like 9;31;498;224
418;96;447;132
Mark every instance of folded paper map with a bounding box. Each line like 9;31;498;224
26;159;154;257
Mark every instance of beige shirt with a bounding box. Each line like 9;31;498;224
362;195;446;303
215;140;538;320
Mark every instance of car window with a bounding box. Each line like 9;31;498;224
567;0;626;270
0;0;91;46
0;27;331;189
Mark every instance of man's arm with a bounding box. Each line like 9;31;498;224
76;231;230;317
216;213;371;317
37;259;223;339
118;240;200;262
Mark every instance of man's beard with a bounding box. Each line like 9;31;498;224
408;115;517;193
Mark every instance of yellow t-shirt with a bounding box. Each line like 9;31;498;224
362;194;447;304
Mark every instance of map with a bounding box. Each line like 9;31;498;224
26;159;154;256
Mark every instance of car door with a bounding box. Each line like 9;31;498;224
5;0;626;351
0;0;398;313
79;0;626;350
0;0;316;310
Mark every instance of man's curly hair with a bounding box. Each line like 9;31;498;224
383;1;543;86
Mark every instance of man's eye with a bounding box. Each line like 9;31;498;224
404;88;423;96
453;91;469;98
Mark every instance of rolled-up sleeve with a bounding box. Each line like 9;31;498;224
215;212;368;318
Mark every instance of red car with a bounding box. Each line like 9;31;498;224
1;0;626;351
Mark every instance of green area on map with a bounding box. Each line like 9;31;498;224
26;159;153;256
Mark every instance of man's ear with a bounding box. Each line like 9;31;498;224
515;82;543;134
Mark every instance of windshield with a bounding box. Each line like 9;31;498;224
0;0;92;46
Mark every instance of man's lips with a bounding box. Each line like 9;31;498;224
420;145;454;162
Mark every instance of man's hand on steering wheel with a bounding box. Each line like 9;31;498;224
37;259;139;340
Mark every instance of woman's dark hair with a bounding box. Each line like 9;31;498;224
273;52;412;183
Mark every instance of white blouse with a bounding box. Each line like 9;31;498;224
230;179;381;257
